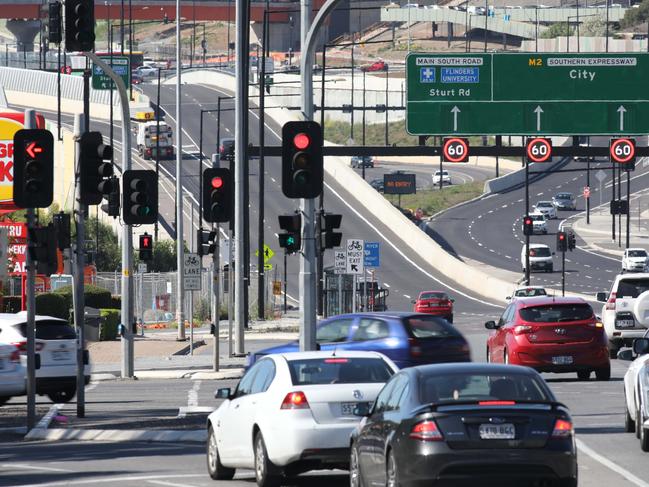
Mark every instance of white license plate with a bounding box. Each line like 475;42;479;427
52;350;71;361
479;423;515;440
616;319;635;328
340;402;357;416
552;355;573;365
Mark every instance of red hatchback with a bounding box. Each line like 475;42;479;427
412;291;454;323
485;296;610;380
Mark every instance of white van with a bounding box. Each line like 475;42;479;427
521;243;554;273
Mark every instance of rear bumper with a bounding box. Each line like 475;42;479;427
510;341;609;371
607;329;649;346
394;443;576;487
529;261;553;271
414;308;452;316
0;369;25;396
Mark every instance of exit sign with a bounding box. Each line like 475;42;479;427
407;53;649;135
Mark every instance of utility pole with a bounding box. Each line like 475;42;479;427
155;67;161;242
212;154;221;371
176;0;186;341
234;0;250;354
258;8;268;321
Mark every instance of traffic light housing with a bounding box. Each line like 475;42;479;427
65;0;95;52
52;212;71;250
282;121;323;198
139;233;153;261
197;229;216;257
557;231;568;252
13;129;54;209
28;224;58;276
278;213;301;254
48;2;62;44
123;170;158;225
522;215;534;236
100;175;120;218
320;213;342;250
567;230;576;251
79;131;114;205
202;168;232;223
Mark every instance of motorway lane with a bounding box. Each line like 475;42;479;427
429;154;649;296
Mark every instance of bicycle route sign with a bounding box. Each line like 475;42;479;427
346;239;364;275
406;53;649;135
183;253;201;291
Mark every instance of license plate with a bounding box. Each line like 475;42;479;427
479;423;515;440
552;355;573;365
616;319;635;328
52;350;71;361
340;402;357;416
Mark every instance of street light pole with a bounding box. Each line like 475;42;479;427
175;0;186;341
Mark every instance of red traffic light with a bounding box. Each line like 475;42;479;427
559;234;565;240
293;133;311;150
524;217;532;225
211;176;223;189
26;142;43;158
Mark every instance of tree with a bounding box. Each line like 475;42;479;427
540;22;574;39
134;239;187;272
621;0;649;28
581;16;607;37
83;217;121;272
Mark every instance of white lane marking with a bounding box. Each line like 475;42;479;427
2;464;72;472
147;480;199;487
383;283;391;288
178;380;202;417
20;474;206;487
324;183;501;308
576;439;649;487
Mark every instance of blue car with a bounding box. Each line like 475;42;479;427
247;312;471;370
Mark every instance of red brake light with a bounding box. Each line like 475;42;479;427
478;401;516;406
408;338;422;357
551;419;573;438
281;391;310;410
514;325;537;335
9;350;20;363
12;341;42;352
293;133;311;150
605;292;617;310
410;420;443;441
324;358;349;363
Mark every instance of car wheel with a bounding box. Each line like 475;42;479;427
254;431;281;487
577;370;591;381
637;408;643;439
386;449;399;487
503;349;509;365
486;347;491;363
0;396;10;406
207;426;235;480
47;387;76;403
641;419;649;452
625;397;636;433
559;477;578;487
608;345;619;359
595;365;611;381
446;314;453;324
350;443;364;487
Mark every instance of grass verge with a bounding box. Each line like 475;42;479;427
385;181;484;217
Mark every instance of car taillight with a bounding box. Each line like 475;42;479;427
479;400;516;406
9;350;20;363
409;338;422;357
514;325;538;335
12;341;43;352
551;419;573;438
410;420;443;441
146;148;152;155
605;292;617;310
280;391;309;410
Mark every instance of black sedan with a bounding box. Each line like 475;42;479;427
350;363;577;487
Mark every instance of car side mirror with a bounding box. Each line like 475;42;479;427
617;349;635;361
485;321;498;330
411;299;416;304
633;338;649;356
215;387;231;399
552;252;556;256
505;296;512;301
596;292;607;302
450;299;455;303
353;402;372;417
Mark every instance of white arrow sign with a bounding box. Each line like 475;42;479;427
534;106;543;131
618;105;627;131
451;106;461;132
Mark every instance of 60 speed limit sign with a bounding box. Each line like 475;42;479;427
442;137;469;163
526;137;553;163
610;138;636;166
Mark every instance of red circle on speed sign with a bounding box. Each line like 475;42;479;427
610;138;636;164
526;137;553;163
442;138;469;163
583;186;591;198
61;65;71;74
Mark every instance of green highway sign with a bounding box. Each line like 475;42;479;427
92;55;130;90
406;53;649;135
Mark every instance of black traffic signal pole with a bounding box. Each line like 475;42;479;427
612;152;616;241
618;164;622;248
317;45;327;317
83;68;90;132
525;159;530;286
562;250;566;297
627;169;631;249
257;6;269;321
155;67;161;242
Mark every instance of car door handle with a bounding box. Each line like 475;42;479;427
234;404;240;409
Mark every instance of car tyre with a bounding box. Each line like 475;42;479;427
254;431;281;487
608;344;619;359
595;365;611;381
641;420;649;452
577;370;591;381
636;408;643;439
47;387;76;403
350;443;364;487
624;398;636;433
207;426;235;480
560;477;578;487
503;349;509;365
0;396;10;406
446;314;453;323
386;449;400;487
486;347;491;363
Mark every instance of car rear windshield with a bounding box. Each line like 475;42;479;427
530;215;545;222
617;278;649;298
519;304;594;323
420;373;552;404
627;250;647;258
287;357;394;385
556;193;572;199
420;292;447;300
405;316;458;338
529;247;551;257
514;288;547;297
18;320;76;340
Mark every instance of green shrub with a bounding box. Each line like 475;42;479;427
35;293;69;320
54;284;113;310
110;295;121;309
99;309;120;341
3;296;21;313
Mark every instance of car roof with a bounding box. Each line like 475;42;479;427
405;362;539;378
514;296;587;308
324;311;439;321
274;350;388;361
0;312;68;324
526;243;549;249
555;192;572;196
626;248;646;252
514;286;546;291
419;290;447;294
536;200;552;204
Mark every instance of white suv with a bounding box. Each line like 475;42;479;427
529;212;548;234
0;313;89;403
432;170;451;186
622;248;648;273
521;243;554;273
596;274;649;357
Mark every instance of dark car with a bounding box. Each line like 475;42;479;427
247;312;471;370
552;192;576;210
350;363;578;487
351;156;374;169
219;138;235;162
131;73;143;85
370;178;384;192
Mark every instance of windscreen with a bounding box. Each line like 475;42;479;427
287;357;394;386
529;247;551;257
406;316;458;338
628;250;647;258
420;373;552;404
556;193;572;199
617;278;649;298
537;202;552;207
519;304;594;323
19;320;76;340
420;292;447;300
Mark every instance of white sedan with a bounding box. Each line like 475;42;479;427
432;170;451;186
206;351;398;486
533;200;557;219
622;336;649;451
0;342;25;405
